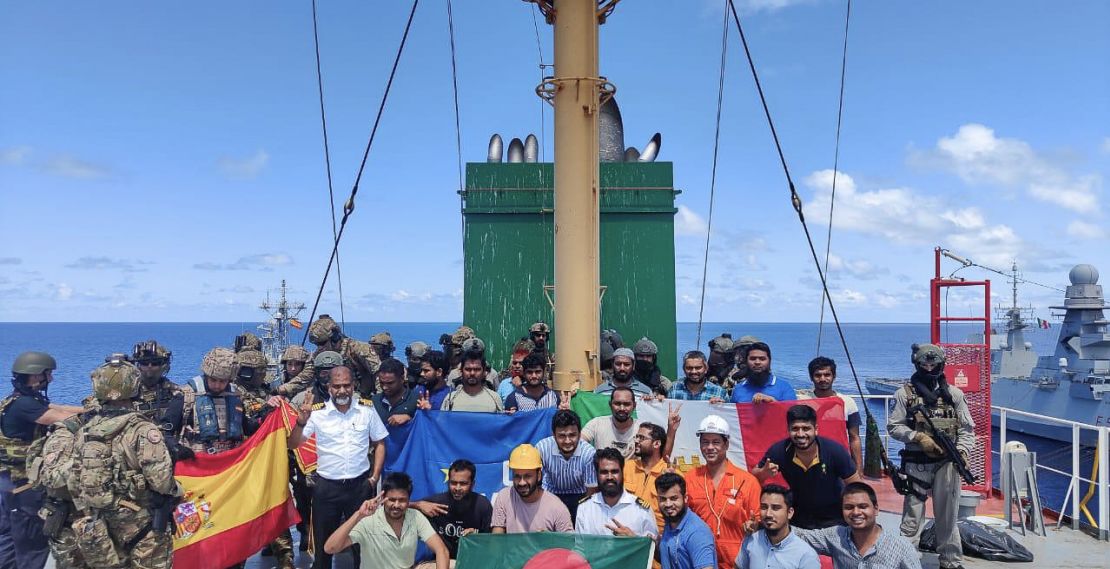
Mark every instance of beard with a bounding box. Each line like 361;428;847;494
334;395;352;406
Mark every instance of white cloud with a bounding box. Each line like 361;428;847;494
675;205;709;237
804;168;1027;268
42;155;112;179
825;253;887;280
0;146;31;165
218;149;269;179
55;283;73;301
737;0;817;13
830;288;866;305
65;257;151;272
194;253;292;271
917;123;1101;214
1067;220;1106;240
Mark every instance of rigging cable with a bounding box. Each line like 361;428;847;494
530;1;553;292
310;0;346;327
302;0;422;345
695;0;730;349
816;0;852;354
725;0;880;434
447;0;465;251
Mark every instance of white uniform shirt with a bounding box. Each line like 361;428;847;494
303;399;389;480
574;490;658;538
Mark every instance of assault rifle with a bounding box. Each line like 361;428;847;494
908;404;976;485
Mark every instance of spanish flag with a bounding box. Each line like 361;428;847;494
289;318;303;330
172;404;301;569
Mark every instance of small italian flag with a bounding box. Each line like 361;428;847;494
457;533;654;569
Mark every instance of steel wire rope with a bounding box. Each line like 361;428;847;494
694;0;730;350
816;0;852;354
725;0;877;429
530;2;554;298
447;0;466;252
310;0;346;328
302;0;422;345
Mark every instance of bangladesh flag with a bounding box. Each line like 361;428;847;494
457;533;654;569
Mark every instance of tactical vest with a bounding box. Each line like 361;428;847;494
0;395;47;481
133;379;178;424
238;386;270;419
68;413;148;512
186;379;244;444
903;384;960;440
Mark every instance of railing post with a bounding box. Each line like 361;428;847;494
1072;424;1081;530
999;409;1007;457
1099;427;1109;541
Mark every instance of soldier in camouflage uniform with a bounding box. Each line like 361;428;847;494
631;337;672;395
180;348;259;456
726;335;761;389
130;342;185;444
889;344;975;569
233;332;262;353
403;341;430;387
368;332;395;361
67;356;181;569
308;315;380;398
706;333;736;388
234;351;294;569
25;397;100;569
273;345;314;399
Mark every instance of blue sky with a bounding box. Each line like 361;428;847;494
1;0;1107;323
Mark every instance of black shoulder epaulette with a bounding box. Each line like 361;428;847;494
578;494;593;504
311;402;326;410
635;496;652;510
359;397;373;406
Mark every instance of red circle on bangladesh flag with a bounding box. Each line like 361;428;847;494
522;548;591;569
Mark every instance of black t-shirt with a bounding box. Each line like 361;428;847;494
421;491;493;558
0;395;48;441
762;435;856;529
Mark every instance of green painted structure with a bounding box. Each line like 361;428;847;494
461;161;678;375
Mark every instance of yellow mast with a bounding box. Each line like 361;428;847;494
534;0;618;391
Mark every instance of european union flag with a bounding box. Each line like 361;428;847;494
385;408;557;501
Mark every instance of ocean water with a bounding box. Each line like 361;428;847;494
0;321;1060;406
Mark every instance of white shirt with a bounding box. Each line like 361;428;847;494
574;490;658;538
303;399;389;480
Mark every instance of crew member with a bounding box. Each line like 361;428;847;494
736;484;820;569
410;459;493;561
668;351;728;402
504;353;559;412
797;356;862;473
594;348;654;397
581;387;642;459
889;344;974;569
372;358;419;427
655;473;716;569
624;422;671;534
440;354;502;413
793;482;922;569
414;350;452;411
729;342;796;404
535;409;597;521
575;448;657;539
491;444;573;533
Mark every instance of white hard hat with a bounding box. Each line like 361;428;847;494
696;415;730;439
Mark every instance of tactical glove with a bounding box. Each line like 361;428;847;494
914;432;945;458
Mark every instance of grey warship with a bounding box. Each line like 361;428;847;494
991;263;1110;443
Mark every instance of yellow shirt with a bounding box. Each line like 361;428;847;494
623;457;671;533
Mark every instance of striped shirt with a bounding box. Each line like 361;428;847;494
535;436;598;494
793;524;922;569
504;386;559;412
667;379;728;401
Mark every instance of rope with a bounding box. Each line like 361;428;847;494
302;0;422;345
310;0;346;327
726;0;875;425
530;2;547;162
816;0;852;353
695;0;730;349
447;0;463;194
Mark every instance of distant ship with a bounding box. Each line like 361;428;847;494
254;280;305;385
868;263;1110;444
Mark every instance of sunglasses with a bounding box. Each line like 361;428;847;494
138;359;166;367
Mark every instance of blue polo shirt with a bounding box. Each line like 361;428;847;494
660;509;717;569
730;374;797;404
414;383;451;411
736;528;820;568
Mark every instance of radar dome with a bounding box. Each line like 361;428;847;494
1069;264;1099;285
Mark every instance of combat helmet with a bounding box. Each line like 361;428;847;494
529;322;550;334
308;315;342;346
912;343;946;369
201;347;238;381
313;350;343;369
633;337;659;356
369;332;395;358
450;326;476;346
132;340;171;379
11;351;57;377
280;345;310;364
461;337;486;356
708;333;734;354
91;355;141;403
234;332;262;353
404;341;430;360
235;350;269;386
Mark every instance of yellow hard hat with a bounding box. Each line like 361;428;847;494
508;444;543;470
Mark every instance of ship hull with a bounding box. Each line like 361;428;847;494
990;377;1110;445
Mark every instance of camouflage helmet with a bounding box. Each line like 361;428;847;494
132;340;171;377
405;341;430;360
91;355;141;403
529;322;550;334
512;338;536;355
708;333;734;354
234;332;262;352
600;329;624;350
369;332;394;349
11;351;57;376
201;347;238;381
461;337;486;355
235;350;269;385
633;337;659;356
308;315;342;345
313;350;343;369
736;335;760;347
450;325;476;346
280;344;310;364
912;343;946;367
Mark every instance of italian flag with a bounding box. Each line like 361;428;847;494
573;392;849;475
171;404;301;569
457;533;654;569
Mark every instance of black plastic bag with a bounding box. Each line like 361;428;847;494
919;519;1034;562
